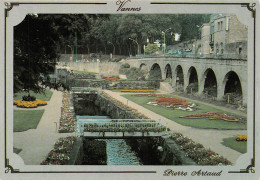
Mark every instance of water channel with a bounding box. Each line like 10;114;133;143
75;96;142;165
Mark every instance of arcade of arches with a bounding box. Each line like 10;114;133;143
144;63;244;105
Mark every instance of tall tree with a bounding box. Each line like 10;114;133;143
14;14;59;94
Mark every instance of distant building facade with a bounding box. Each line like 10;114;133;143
170;14;248;58
203;14;248;57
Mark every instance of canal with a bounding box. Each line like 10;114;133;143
74;94;142;165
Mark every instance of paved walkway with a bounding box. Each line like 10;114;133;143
103;90;247;164
13;90;72;165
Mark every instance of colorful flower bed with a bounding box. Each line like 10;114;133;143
236;135;247;141
58;92;76;133
170;132;232;165
41;136;76;165
133;93;165;98
14;99;47;108
102;77;120;81
147;97;196;111
180;112;239;122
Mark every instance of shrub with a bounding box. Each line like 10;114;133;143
122;63;130;68
22;95;36;101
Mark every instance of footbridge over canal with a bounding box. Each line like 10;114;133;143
76;116;168;138
126;56;247;105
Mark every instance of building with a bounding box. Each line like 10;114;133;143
203;14;248;57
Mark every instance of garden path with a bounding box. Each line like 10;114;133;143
13;90;73;165
103;90;247;165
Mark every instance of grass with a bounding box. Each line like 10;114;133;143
122;94;247;130
221;137;247;153
14;89;53;101
14;110;45;132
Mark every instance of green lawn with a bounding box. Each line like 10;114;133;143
221;137;247;153
122;94;247;130
14;89;53;101
14;110;45;132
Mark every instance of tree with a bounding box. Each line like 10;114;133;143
145;43;159;54
14;14;102;93
14;14;59;94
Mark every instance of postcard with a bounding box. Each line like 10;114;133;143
0;0;259;179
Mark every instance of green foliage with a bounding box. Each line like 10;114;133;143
13;110;45;132
221;137;247;154
109;57;122;62
122;63;130;68
14;89;53;101
119;67;146;80
145;43;159;54
14;14;59;93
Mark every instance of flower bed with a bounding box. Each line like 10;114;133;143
14;99;47;108
102;77;120;81
41;136;76;165
147;97;196;111
58;92;76;133
170;132;232;165
236;135;247;141
180;112;239;122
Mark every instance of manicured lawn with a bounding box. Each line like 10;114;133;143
14;89;53;101
14;110;45;132
221;137;247;153
122;94;247;130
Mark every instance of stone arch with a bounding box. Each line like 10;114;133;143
222;71;243;104
149;63;162;80
201;68;218;97
186;66;198;93
174;65;184;91
164;64;172;80
139;63;147;71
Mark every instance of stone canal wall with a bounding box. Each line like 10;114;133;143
70;93;196;165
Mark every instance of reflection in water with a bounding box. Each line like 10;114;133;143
104;139;142;165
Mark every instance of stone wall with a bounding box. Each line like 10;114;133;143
58;61;121;76
126;136;196;165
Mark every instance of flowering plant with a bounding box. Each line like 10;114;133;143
170;132;232;165
14;99;47;108
180;112;239;122
236;135;247;141
41;136;76;165
58;92;76;133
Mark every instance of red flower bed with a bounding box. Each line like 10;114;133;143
153;97;192;107
103;77;120;81
180;112;238;122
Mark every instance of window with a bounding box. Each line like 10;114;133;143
220;42;224;54
220;21;223;30
239;48;242;54
215;43;219;54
